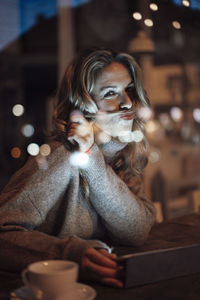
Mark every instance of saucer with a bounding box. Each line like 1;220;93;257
10;283;96;300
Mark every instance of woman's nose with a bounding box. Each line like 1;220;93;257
119;91;132;109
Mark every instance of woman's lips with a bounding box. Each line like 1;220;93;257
120;113;135;120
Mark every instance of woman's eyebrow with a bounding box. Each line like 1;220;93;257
100;86;118;92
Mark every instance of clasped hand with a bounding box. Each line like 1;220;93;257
67;110;94;153
81;248;123;288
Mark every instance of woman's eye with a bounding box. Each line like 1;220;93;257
104;91;116;98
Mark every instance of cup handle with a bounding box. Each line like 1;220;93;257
22;269;30;287
21;269;43;300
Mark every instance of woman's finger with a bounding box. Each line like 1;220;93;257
101;277;124;288
85;248;117;268
98;248;117;260
83;256;118;278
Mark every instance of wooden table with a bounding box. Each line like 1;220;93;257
1;213;200;300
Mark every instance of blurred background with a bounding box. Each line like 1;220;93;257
0;0;200;221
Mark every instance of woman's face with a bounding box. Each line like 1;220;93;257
92;62;135;137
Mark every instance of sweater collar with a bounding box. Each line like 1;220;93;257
99;138;127;158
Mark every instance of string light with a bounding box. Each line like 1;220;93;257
118;131;134;143
12;104;24;117
146;120;160;133
149;3;158;11
182;0;190;7
172;21;181;29
132;130;144;142
11;147;21;159
21;124;35;137
27;143;40;156
40;144;51;156
170;107;183;122
193;108;200;123
69;152;89;168
132;12;142;20
36;155;48;170
149;149;160;163
118;130;144;143
144;19;154;27
137;107;153;122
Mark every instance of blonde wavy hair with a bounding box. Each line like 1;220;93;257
52;48;150;192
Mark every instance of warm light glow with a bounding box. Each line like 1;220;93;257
132;130;144;142
149;3;158;11
11;147;21;159
192;134;200;144
170;107;183;122
69;152;89;168
145;120;160;133
118;130;144;143
182;0;190;7
40;144;51;156
159;113;173;130
21;124;34;137
12;104;24;117
149;150;160;163
193;108;200;123
27;143;40;156
172;21;181;29
132;12;142;20
118;131;134;143
137;107;153;122
36;155;48;170
144;19;153;27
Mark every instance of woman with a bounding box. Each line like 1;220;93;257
0;48;155;287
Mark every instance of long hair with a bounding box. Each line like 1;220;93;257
52;48;150;192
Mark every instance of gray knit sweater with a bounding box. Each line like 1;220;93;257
0;140;155;272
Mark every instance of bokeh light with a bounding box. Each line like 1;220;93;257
193;108;200;123
145;120;160;133
27;143;40;156
172;21;181;29
149;3;158;11
118;130;144;143
69;152;89;168
118;131;134;143
149;150;161;163
159;113;173;130
40;144;51;156
36;155;48;170
132;130;144;142
192;134;200;144
144;19;153;27
12;104;24;117
170;107;183;122
132;12;142;20
21;124;35;137
182;0;190;7
137;107;153;122
11;147;21;159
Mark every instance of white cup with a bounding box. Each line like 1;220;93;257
22;260;79;300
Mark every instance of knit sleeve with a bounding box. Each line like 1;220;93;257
83;144;156;246
0;142;108;272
